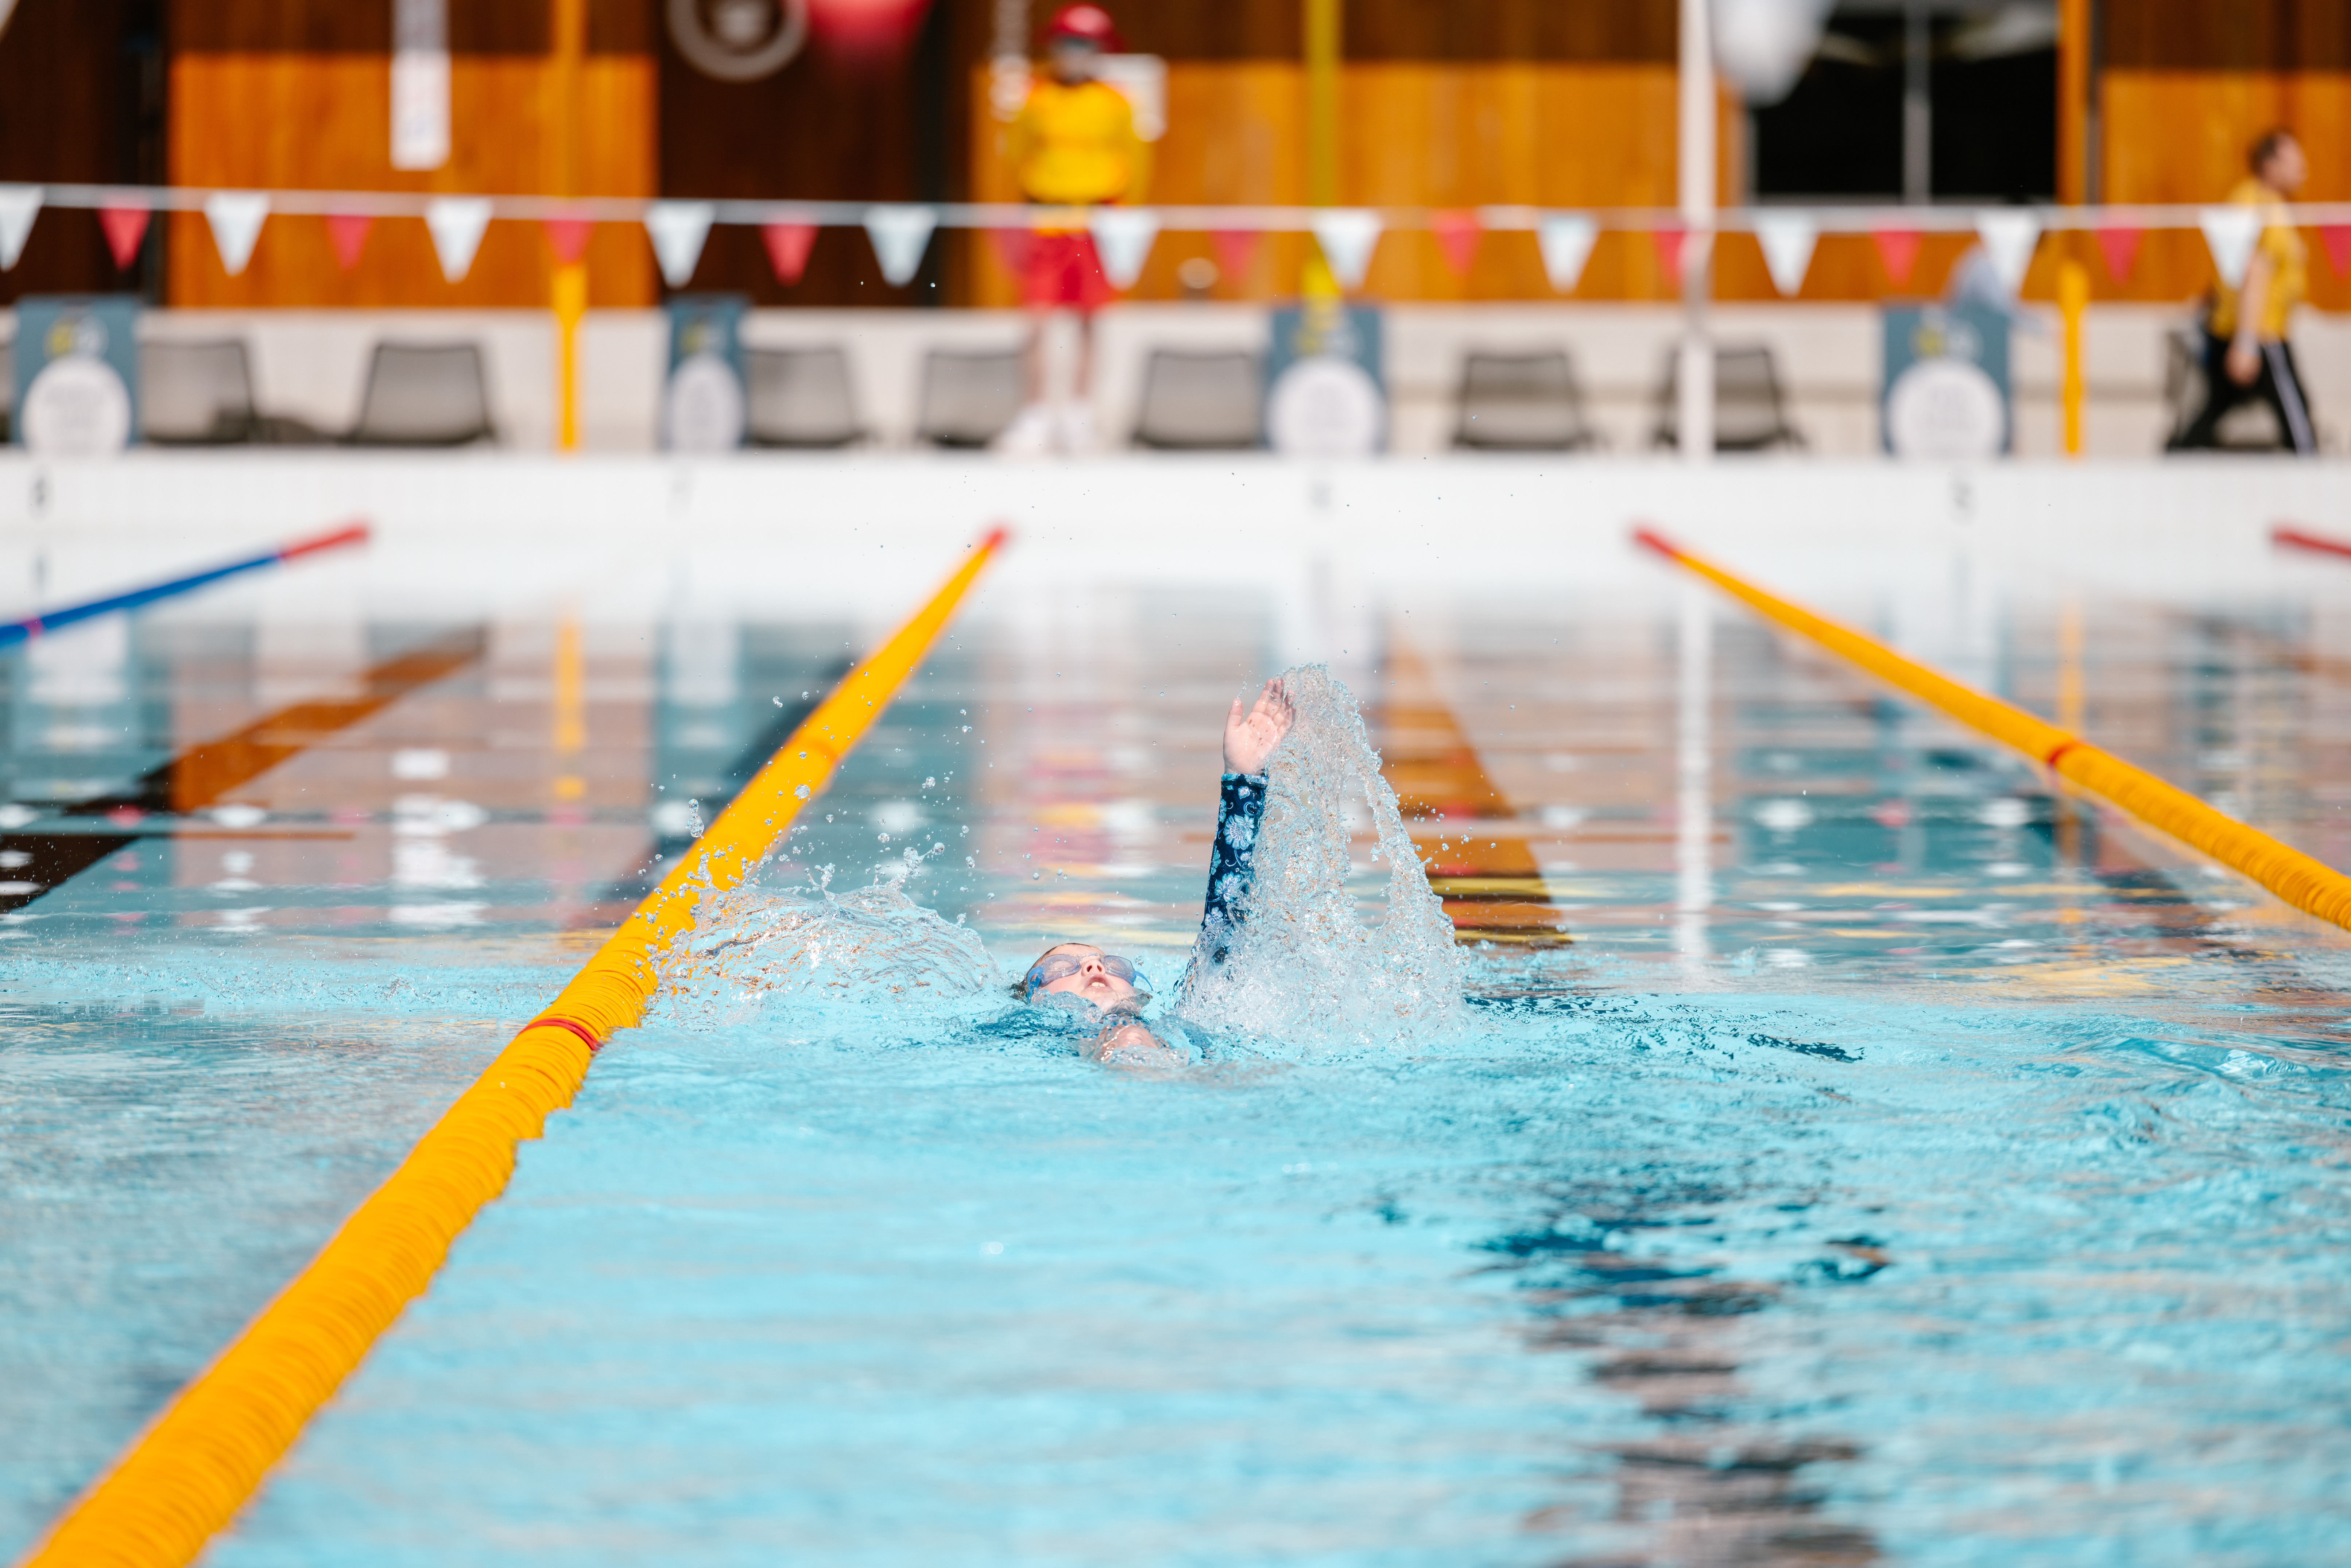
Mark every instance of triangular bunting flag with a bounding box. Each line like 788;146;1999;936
1088;207;1159;290
646;201;715;289
424;197;492;282
99;206;150;271
325;213;373;271
1651;227;1686;290
1974;211;2040;294
203;191;270;277
1872;228;1922;288
543;216;593;265
1209;228;1259;285
1309;209;1382;290
0;184;39;271
1535;213;1597;293
987;227;1036;277
2199;206;2260;289
2094;225;2141;284
864;204;937;287
762;221;819;284
2318;224;2351;279
1431;210;1480;276
1754;213;1817;296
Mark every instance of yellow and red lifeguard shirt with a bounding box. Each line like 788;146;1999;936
1009;78;1149;212
2209;177;2309;343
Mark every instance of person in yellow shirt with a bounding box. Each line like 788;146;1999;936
2173;130;2316;454
996;4;1149;455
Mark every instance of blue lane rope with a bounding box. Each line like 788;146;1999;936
0;520;370;650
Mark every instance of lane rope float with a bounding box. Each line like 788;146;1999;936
2273;523;2351;563
0;521;370;650
1633;525;2351;934
19;525;1010;1568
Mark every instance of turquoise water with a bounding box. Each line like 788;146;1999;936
5;588;2351;1565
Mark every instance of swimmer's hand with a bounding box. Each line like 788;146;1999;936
1223;677;1296;775
1091;1022;1182;1067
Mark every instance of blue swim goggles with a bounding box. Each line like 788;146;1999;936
1022;951;1148;1000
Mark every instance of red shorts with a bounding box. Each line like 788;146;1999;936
1021;230;1113;313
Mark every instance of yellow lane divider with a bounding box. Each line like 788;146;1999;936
23;526;1011;1568
1634;526;2351;934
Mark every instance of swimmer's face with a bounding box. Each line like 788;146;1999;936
1034;943;1136;1004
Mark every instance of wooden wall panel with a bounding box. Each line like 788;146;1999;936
0;0;164;303
2098;70;2351;310
165;0;656;307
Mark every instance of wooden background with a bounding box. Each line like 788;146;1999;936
0;0;2343;310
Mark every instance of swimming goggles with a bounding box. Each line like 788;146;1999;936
1023;952;1146;998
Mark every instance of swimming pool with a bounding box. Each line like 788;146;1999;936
4;458;2350;1565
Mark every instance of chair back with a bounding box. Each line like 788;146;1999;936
350;343;496;446
1454;349;1595;450
142;340;258;444
1652;344;1805;452
1132;349;1262;449
915;347;1024;447
745;346;861;448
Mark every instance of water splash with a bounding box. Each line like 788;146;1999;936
655;856;995;1027
1177;664;1464;1045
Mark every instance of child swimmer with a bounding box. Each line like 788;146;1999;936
1019;677;1295;1064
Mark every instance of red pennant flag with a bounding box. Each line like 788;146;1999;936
98;206;150;270
2319;224;2351;279
762;222;819;284
1209;228;1259;286
1651;228;1686;290
543;217;594;266
1872;228;1922;289
1431;210;1480;277
325;214;372;270
2095;225;2141;284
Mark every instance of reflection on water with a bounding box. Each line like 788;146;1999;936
4;572;2351;1565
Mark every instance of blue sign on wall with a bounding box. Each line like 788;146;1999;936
1881;302;2011;460
662;294;749;452
11;295;141;453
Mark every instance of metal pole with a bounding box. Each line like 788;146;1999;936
1677;0;1715;462
1903;0;1931;205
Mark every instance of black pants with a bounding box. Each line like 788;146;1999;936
2171;331;2317;453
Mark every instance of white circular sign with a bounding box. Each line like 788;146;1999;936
22;356;133;456
1886;357;2006;461
1267;356;1384;458
663;352;747;453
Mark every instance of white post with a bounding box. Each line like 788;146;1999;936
1678;0;1715;462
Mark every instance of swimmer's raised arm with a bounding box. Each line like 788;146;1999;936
1223;677;1296;776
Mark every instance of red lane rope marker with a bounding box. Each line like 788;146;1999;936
2273;523;2351;562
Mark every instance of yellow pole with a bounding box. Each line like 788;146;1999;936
2058;256;2089;457
553;0;586;453
16;529;1011;1568
1301;0;1340;297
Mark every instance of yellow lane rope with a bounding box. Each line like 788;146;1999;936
1634;525;2351;934
22;526;1011;1568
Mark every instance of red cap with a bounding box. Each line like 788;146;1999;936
1043;4;1120;50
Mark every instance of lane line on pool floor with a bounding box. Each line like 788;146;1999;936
1636;525;2351;936
14;526;1008;1568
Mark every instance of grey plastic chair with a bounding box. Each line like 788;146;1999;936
141;340;259;445
1131;349;1262;449
1453;349;1601;451
1651;344;1806;452
348;342;497;447
745;346;861;448
0;339;11;444
914;347;1024;448
2162;325;2283;451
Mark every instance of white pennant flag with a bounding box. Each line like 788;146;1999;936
203;191;270;277
424;196;493;283
1754;213;1818;296
645;201;716;289
1536;213;1598;293
1974;211;2041;294
2199;206;2261;289
864;205;938;287
0;183;39;271
1310;209;1382;289
1088;207;1159;290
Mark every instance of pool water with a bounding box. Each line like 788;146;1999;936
5;562;2351;1566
